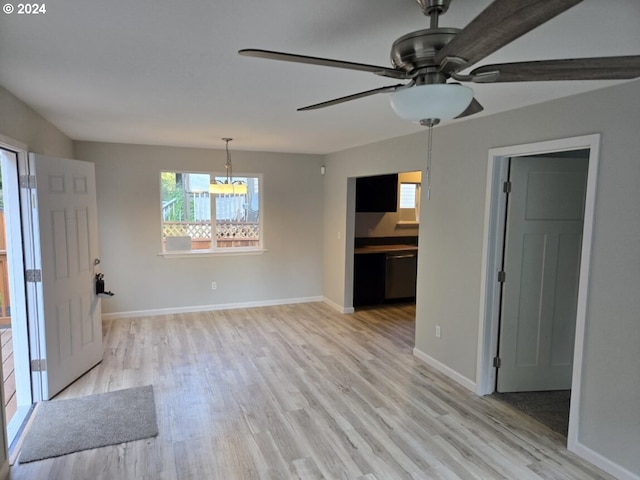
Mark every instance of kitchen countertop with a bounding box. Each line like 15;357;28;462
354;244;418;254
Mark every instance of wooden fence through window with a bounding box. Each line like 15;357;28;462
0;211;10;326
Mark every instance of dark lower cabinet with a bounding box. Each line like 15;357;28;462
354;250;418;307
353;253;386;307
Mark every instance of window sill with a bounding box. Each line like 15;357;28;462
396;221;419;228
158;248;268;258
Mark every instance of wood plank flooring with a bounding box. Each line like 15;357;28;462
9;302;614;480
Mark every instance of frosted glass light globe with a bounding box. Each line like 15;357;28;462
390;84;474;123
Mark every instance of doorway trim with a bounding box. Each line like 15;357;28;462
475;134;601;450
0;133;34;448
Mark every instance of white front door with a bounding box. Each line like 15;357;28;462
23;154;102;400
497;155;588;392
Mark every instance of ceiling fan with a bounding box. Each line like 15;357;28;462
239;0;640;127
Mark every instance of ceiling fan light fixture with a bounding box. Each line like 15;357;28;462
389;83;474;124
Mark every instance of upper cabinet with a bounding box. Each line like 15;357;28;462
355;174;398;212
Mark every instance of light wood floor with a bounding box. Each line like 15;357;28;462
9;302;613;480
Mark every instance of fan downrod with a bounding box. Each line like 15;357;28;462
416;0;452;27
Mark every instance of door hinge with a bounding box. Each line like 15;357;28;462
31;359;47;372
19;174;36;189
493;357;502;368
25;269;42;282
497;271;506;283
503;181;512;193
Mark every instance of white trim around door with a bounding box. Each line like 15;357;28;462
475;134;608;468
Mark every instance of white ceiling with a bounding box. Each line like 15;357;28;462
1;0;639;154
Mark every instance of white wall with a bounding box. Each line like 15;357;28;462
74;141;325;316
323;79;640;477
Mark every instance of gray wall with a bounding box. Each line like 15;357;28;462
0;85;73;157
323;79;640;475
322;136;428;308
74;142;325;315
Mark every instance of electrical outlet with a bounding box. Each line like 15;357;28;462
211;281;217;290
436;325;441;338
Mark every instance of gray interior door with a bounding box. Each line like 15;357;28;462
497;154;588;392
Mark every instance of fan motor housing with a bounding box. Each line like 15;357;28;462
391;27;460;73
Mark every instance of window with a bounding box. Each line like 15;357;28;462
398;181;421;224
160;171;262;254
399;183;418;209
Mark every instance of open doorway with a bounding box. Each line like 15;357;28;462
351;171;422;310
0;142;33;448
476;135;600;450
492;150;590;436
0;144;104;452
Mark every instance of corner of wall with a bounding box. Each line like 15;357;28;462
0;84;73;157
0;459;9;480
568;441;640;480
413;347;476;392
322;297;354;314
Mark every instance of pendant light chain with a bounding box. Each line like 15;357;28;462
223;137;233;184
210;137;247;195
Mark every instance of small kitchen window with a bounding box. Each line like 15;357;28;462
160;171;263;256
398;181;421;225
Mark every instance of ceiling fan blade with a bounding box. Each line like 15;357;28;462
297;84;406;111
239;49;408;80
471;55;640;82
435;0;582;71
455;98;484;119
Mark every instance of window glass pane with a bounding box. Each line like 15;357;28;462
161;172;261;252
399;183;417;208
161;172;212;251
213;176;260;249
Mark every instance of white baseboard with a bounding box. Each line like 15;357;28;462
413;347;476;392
569;440;640;480
322;297;354;314
102;296;324;320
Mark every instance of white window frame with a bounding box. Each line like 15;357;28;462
159;170;265;257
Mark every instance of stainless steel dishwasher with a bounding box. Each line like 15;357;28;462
385;251;418;299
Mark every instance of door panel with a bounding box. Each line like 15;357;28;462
550;233;582;366
26;154;102;399
514;233;546;367
497;155;587;392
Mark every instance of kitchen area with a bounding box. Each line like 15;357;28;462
353;171;421;308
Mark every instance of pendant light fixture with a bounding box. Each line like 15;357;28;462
209;138;247;195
